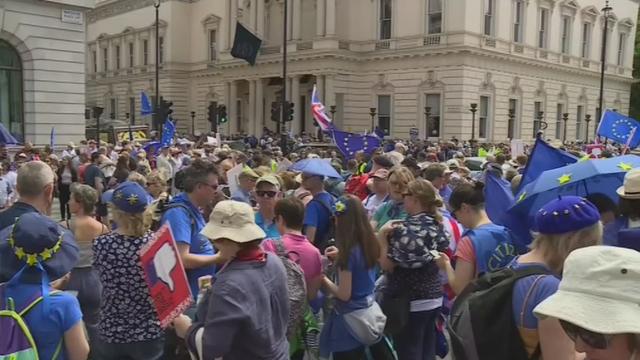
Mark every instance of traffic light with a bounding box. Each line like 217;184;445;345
217;105;228;124
158;99;173;121
284;101;294;122
208;103;216;124
270;102;280;123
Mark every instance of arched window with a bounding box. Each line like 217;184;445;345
0;40;23;140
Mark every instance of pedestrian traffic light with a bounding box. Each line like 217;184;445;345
285;102;294;122
208;103;216;124
271;102;280;123
159;99;173;121
217;105;228;124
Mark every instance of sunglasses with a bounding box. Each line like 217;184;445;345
256;190;278;198
559;320;613;349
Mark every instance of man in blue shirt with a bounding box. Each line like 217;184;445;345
254;174;282;240
302;172;335;252
161;159;227;299
230;167;259;206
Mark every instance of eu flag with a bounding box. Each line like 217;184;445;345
160;119;175;148
484;172;515;227
332;130;381;159
141;91;152;116
518;137;578;192
231;22;262;66
596;110;640;148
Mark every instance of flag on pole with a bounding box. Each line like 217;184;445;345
311;85;334;132
596;109;640;149
160;119;175;148
141;91;153;116
518;136;578;192
484;172;515;226
332;130;381;159
50;127;55;148
230;22;262;66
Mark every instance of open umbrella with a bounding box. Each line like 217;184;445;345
289;158;341;178
0;123;19;145
508;155;640;228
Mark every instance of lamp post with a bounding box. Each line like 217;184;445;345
598;0;612;124
424;106;431;138
469;103;478;141
508;109;515;140
190;111;196;136
280;0;289;152
562;112;569;144
93;106;103;143
585;114;592;143
153;0;161;133
369;107;377;134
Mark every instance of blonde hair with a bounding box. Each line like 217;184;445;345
388;166;415;193
146;171;167;187
111;206;146;237
127;171;147;187
407;179;443;222
531;222;603;273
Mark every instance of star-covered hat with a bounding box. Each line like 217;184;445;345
534;196;600;234
102;181;149;213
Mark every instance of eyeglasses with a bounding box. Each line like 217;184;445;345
256;190;278;198
200;183;219;191
559;320;613;349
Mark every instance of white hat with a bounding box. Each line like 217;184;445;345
534;246;640;334
617;168;640;199
200;201;266;243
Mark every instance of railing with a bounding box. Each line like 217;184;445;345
375;39;391;50
484;37;496;47
423;34;441;46
260;45;281;55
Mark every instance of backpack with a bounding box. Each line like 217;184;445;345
344;174;370;201
309;198;335;253
273;241;307;340
0;285;63;359
448;266;551;360
150;199;194;232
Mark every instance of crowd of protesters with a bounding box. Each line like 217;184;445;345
0;131;638;360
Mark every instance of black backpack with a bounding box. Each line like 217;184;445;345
308;197;335;253
448;266;551;360
150;198;195;233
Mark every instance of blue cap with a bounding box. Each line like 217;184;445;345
102;181;149;213
534;196;600;234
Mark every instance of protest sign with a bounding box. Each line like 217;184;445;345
139;224;192;328
227;164;243;196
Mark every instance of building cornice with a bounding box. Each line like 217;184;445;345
88;0;199;23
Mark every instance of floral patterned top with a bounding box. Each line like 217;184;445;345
93;231;163;343
387;212;449;269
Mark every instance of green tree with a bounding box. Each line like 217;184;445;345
629;11;640;118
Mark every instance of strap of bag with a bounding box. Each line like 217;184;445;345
519;275;548;360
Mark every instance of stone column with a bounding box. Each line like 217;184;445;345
250;0;258;29
248;79;256;136
316;0;325;37
229;0;238;49
291;76;301;135
257;0;265;36
325;0;335;37
292;0;302;40
255;78;264;135
229;81;238;134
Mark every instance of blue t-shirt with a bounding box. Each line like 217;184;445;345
255;212;281;240
2;283;82;360
161;193;215;299
303;192;335;248
343;246;376;303
510;259;559;329
439;185;453;204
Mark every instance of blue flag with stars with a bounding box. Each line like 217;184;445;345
160;119;175;148
332;130;381;159
596;109;640;148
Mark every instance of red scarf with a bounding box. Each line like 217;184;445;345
234;247;266;263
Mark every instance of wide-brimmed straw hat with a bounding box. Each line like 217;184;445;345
534;246;640;335
617;168;640;200
200;201;266;243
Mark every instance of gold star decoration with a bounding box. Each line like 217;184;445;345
114;191;124;201
26;254;38;266
517;191;527;203
127;194;139;205
14;246;25;260
579;154;591;162
40;248;53;261
558;174;572;185
618;162;633;171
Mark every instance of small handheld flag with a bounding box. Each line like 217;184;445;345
332;130;381;159
596;109;640;149
141;91;152;116
311;85;334;132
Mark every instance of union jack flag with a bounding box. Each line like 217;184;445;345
311;85;334;132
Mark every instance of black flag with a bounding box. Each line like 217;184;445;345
231;22;262;66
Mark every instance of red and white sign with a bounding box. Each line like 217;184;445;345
139;224;193;328
585;144;605;158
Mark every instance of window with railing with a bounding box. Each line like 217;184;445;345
379;0;392;40
427;0;442;34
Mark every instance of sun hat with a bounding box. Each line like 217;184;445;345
534;246;640;334
446;159;459;170
102;181;149;214
256;174;281;190
616;168;640;200
0;213;79;281
534;196;600;234
200;200;266;243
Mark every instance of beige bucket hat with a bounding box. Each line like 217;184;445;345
200;200;266;243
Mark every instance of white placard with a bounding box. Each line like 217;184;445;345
61;9;83;25
226;164;243;197
511;139;525;158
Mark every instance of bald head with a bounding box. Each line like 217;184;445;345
17;161;55;198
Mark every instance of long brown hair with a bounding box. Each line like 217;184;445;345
334;195;380;270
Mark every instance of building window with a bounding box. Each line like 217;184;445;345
102;47;108;72
379;0;392;40
425;94;441;137
479;96;490;139
533;101;543;137
617;32;627;66
556;103;564;140
0;40;24;140
128;42;134;67
209;29;217;61
427;0;442;34
508;98;517;139
129;97;136;124
561;16;572;54
513;0;525;43
115;45;121;70
110;98;117;119
576;105;584;140
581;22;592;58
484;0;495;36
538;8;549;48
143;40;149;65
377;95;392;135
92;50;97;73
158;37;164;64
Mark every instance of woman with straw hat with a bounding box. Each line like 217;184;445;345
604;168;640;251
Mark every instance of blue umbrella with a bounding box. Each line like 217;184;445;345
508;155;640;228
0;123;19;145
289;158;341;178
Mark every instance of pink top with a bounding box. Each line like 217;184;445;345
263;233;323;286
